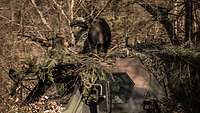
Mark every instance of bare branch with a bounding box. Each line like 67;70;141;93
70;0;75;20
52;0;70;23
30;0;52;31
94;0;112;20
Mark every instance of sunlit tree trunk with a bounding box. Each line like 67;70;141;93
173;0;178;38
68;0;75;45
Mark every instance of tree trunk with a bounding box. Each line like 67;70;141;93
184;0;193;41
139;3;180;45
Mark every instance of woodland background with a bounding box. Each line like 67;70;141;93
0;0;200;113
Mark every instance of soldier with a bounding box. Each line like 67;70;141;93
70;17;111;55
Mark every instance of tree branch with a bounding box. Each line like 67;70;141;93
30;0;52;31
138;2;180;45
52;0;70;23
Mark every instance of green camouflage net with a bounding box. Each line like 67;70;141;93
9;48;109;104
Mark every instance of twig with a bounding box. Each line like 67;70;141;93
93;0;112;20
80;1;90;15
36;30;47;41
106;45;118;57
70;0;75;20
52;0;70;23
30;0;52;31
74;0;84;16
0;15;36;28
52;0;74;44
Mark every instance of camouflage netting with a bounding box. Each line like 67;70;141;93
9;47;111;105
